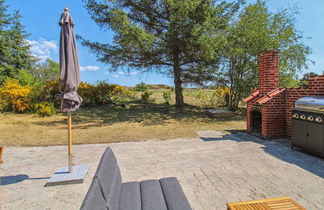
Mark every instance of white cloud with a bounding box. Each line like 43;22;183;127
129;71;138;76
104;72;110;75
80;65;100;71
113;74;119;78
27;38;58;61
115;71;138;76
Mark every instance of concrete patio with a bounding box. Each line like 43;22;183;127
1;131;323;209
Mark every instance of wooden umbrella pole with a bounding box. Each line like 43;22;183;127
67;111;73;172
68;112;72;155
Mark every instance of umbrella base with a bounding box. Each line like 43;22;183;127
45;165;90;187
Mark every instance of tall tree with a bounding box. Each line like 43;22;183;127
8;10;34;71
0;0;12;81
218;0;311;110
0;1;34;83
80;0;243;107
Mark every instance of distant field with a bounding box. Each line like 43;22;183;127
0;103;245;146
146;88;219;106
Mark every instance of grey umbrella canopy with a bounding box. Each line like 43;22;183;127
59;10;82;112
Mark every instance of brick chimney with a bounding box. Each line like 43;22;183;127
258;50;280;95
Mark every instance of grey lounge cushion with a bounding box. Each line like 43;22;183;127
140;180;167;210
160;177;192;210
80;177;107;210
94;147;122;210
119;182;141;210
81;147;192;210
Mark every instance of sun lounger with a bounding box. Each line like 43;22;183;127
80;147;192;210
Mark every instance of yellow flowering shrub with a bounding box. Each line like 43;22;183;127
78;82;96;105
0;79;32;112
212;86;230;106
0;78;136;115
33;102;56;116
38;80;131;106
89;82;129;104
195;87;230;107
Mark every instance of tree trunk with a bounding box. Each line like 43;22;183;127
228;57;239;111
173;64;184;107
228;91;239;111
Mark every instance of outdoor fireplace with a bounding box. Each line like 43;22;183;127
244;50;286;138
243;49;324;139
251;110;262;133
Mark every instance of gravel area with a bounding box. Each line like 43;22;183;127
1;131;323;209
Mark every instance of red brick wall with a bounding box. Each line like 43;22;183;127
262;91;286;138
258;50;280;94
285;75;324;137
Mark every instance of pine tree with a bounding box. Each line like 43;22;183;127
8;10;34;71
80;0;244;107
0;0;12;81
0;1;34;83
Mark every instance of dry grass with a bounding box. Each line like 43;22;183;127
0;104;245;146
150;88;216;105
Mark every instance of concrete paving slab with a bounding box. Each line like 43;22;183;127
1;132;323;210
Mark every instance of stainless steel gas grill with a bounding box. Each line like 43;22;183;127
292;96;324;158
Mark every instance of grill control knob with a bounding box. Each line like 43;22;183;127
300;115;306;120
307;116;314;121
316;117;323;123
293;113;299;118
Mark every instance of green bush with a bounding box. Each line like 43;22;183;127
162;91;172;105
141;90;153;103
134;82;149;91
37;80;60;107
17;69;39;86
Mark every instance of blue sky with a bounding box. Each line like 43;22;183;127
7;0;324;86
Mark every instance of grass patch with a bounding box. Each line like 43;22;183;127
150;89;216;105
0;104;245;146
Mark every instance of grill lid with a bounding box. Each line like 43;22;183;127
295;96;324;111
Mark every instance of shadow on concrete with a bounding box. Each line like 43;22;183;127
199;131;324;178
200;130;245;142
0;174;50;186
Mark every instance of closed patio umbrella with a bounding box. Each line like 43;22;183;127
59;8;82;172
